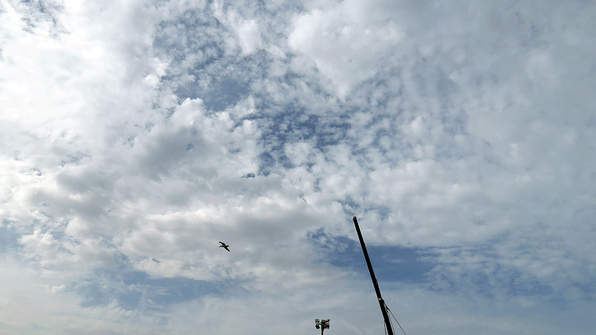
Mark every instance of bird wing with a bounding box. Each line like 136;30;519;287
219;241;225;246
223;245;230;252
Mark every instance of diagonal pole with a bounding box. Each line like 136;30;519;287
352;216;394;335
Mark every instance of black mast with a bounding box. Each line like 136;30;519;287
352;216;394;335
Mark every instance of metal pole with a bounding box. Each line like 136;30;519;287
352;216;394;335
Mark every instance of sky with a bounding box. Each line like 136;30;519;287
1;0;595;334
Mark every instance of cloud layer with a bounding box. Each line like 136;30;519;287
1;0;595;334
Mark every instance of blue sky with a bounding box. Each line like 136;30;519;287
1;0;595;334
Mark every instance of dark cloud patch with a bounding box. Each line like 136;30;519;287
202;77;250;111
309;231;436;284
425;241;596;305
153;8;225;65
250;105;353;175
153;8;274;110
0;224;21;253
257;152;275;176
428;261;555;298
78;267;243;310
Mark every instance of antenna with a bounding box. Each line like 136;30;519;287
315;319;330;335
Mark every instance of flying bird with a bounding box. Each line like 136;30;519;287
219;241;230;252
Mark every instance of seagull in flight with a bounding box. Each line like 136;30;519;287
219;241;230;252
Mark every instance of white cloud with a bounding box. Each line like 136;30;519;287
211;0;263;55
288;0;405;98
1;0;596;333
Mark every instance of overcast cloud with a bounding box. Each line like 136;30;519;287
1;0;595;334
